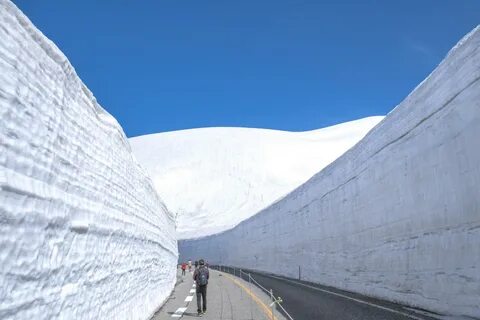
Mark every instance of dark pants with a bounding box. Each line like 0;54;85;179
196;285;207;312
182;269;185;276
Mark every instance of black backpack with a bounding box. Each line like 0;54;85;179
197;267;208;286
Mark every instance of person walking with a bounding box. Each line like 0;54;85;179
188;260;192;272
181;262;187;276
193;259;209;316
194;260;199;269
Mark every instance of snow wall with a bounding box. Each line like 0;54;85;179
179;26;480;318
0;2;178;319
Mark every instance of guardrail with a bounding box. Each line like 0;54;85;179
211;265;294;320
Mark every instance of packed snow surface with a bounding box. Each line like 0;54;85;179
130;117;383;239
179;26;480;318
0;1;177;319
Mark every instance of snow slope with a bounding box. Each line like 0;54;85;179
179;26;480;318
0;1;177;319
129;117;383;239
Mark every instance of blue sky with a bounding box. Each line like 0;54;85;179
13;0;480;137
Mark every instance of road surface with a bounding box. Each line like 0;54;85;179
152;268;287;320
153;266;440;320
226;267;440;320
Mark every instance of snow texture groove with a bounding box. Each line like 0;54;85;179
0;1;177;319
179;26;480;318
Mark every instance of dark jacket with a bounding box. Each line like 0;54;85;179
193;266;209;285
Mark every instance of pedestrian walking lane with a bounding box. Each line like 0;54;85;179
152;268;288;320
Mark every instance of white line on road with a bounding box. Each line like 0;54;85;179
267;275;427;320
185;295;194;302
192;284;196;288
190;289;195;293
171;307;187;318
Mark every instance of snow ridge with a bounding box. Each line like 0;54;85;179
0;1;177;319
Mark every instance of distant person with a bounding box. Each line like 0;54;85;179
193;259;209;316
188;260;192;272
194;260;199;269
181;262;187;276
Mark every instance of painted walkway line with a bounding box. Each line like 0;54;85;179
171;307;187;318
185;295;194;302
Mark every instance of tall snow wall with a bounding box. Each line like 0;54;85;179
179;27;480;318
0;1;177;319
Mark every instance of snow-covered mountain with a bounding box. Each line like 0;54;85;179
129;116;383;239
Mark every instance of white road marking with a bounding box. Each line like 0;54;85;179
190;289;195;293
171;307;187;318
268;275;427;320
192;284;196;288
185;295;194;302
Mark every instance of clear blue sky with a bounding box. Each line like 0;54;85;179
13;0;480;137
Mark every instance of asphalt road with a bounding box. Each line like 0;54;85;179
218;267;439;320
